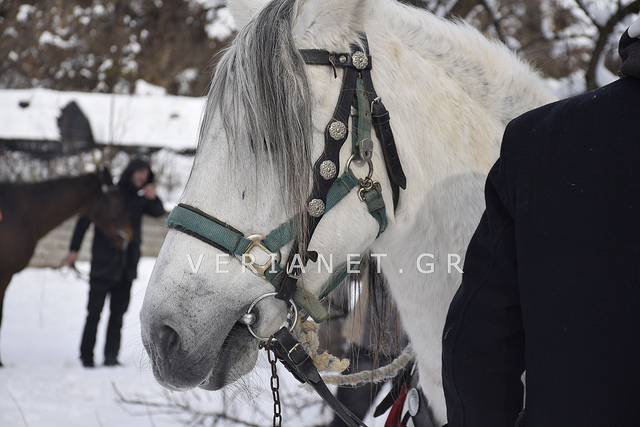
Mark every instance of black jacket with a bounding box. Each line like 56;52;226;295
442;27;640;426
70;159;165;287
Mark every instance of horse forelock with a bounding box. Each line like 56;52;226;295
201;0;313;232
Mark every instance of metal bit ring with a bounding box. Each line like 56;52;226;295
244;292;299;342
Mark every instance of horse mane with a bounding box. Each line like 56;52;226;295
372;0;550;125
201;0;313;224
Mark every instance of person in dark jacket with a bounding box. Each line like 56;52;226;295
66;158;165;367
442;19;640;427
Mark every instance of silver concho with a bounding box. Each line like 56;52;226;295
352;51;368;70
407;388;420;417
308;199;325;217
319;160;337;180
328;121;347;140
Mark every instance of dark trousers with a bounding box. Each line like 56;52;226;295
80;279;133;362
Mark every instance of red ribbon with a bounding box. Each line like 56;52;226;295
384;383;408;427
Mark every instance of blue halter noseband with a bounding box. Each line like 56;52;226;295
166;33;406;323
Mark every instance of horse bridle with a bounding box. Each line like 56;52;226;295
167;33;406;321
165;33;408;427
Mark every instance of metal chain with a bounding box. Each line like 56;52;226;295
266;338;282;427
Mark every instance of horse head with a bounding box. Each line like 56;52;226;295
88;168;133;250
141;0;395;392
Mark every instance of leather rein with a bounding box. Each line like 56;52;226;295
164;33;407;427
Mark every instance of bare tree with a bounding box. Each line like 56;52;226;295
406;0;640;94
575;0;640;90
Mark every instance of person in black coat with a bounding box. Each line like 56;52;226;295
67;158;165;367
442;19;640;427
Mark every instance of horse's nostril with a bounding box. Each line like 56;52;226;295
159;325;180;357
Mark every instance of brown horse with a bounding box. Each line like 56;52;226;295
0;169;133;366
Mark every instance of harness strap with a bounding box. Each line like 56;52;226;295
276;37;395;306
361;182;387;236
262;218;296;252
167;204;294;257
359;61;406;212
270;327;367;427
274;64;360;305
326;170;359;211
299;50;372;70
166;170;363;323
263;263;330;322
302;37;406;209
363;69;406;189
166;204;251;255
352;77;373;161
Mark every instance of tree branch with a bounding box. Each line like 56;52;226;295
585;1;640;90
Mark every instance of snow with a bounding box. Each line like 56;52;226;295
0;88;204;151
206;7;237;41
0;259;185;427
38;31;82;50
134;80;167;97
593;3;614;28
16;5;35;23
0;259;389;426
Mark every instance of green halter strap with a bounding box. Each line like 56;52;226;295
165;168;366;322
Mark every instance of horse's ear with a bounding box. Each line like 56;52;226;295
227;0;270;29
291;0;369;43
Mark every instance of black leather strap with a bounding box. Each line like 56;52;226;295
270;328;367;427
276;53;361;304
306;65;358;216
299;49;372;70
359;69;407;210
369;94;407;191
373;368;411;417
275;241;301;302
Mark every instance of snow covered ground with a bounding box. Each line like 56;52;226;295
0;258;388;427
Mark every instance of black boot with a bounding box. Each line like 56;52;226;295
104;356;121;367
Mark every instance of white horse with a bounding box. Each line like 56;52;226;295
141;0;554;424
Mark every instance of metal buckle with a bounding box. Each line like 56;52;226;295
238;235;281;278
358;180;381;202
359;138;374;161
244;292;299;341
371;96;382;114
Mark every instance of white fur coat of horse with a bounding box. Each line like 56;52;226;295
141;0;554;424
